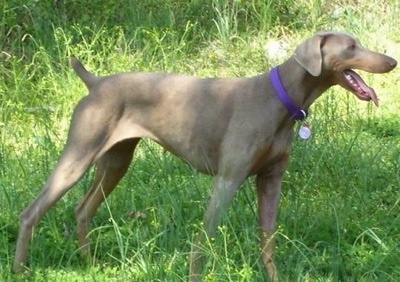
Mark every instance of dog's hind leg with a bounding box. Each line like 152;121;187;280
75;138;140;253
13;98;116;273
13;144;99;272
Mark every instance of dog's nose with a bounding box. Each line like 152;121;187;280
389;58;397;69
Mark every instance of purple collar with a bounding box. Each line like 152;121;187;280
269;67;308;121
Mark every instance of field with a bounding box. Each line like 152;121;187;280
1;1;400;281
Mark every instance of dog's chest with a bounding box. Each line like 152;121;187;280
249;131;293;174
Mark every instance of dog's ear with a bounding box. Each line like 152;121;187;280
294;32;329;77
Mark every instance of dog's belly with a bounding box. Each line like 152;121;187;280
160;141;220;175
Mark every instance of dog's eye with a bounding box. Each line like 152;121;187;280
347;43;356;51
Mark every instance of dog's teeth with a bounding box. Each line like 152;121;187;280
347;76;355;85
345;74;363;92
345;73;352;80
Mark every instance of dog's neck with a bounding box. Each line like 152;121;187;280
277;56;334;110
269;67;308;121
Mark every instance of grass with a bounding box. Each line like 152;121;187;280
1;0;400;281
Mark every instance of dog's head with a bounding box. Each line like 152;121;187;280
294;31;397;106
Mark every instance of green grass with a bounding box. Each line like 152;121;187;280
1;0;400;281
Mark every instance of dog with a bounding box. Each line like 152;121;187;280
13;31;397;281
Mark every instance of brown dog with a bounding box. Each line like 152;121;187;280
13;31;396;281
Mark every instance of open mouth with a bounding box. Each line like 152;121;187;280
343;70;379;106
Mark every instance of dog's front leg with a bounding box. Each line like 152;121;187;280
189;174;246;281
256;157;288;282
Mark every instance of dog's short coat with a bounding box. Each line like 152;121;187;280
13;31;397;281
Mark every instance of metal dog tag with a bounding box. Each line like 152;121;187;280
298;124;312;140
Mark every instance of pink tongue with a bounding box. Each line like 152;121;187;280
345;70;379;106
362;84;379;107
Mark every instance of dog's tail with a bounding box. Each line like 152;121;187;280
70;57;100;90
